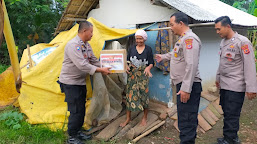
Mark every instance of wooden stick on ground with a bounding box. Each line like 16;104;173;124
132;121;165;143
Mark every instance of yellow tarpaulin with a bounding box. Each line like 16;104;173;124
16;17;138;130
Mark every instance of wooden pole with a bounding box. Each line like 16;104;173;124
27;45;33;68
145;22;215;31
2;0;22;93
132;121;165;143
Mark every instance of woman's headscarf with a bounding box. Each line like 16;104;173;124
135;29;147;41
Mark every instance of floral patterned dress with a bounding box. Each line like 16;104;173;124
126;45;154;111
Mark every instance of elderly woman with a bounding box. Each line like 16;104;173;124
120;29;154;127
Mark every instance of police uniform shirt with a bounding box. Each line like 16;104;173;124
161;29;202;93
59;35;100;85
216;32;257;93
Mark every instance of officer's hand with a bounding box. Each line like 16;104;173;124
177;90;190;103
215;81;220;88
101;67;111;75
155;54;162;63
144;66;152;78
246;92;256;100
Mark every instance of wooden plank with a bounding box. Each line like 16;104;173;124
205;107;219;122
64;0;87;30
126;113;158;140
148;101;169;114
173;120;179;132
212;102;224;115
83;0;97;17
159;113;167;120
201;92;218;102
170;113;177;120
208;104;221;118
198;114;212;131
214;97;220;105
167;105;177;117
95;111;139;141
200;109;216;126
85;124;108;135
112;113;144;140
132;121;165;143
198;125;206;134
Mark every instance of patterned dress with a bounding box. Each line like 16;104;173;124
126;45;154;111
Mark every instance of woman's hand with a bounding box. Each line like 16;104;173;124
126;64;130;74
144;66;152;78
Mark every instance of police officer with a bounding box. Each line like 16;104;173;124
58;21;111;144
214;16;257;144
156;12;202;144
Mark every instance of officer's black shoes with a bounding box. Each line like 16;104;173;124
67;136;85;144
217;137;241;144
77;131;92;140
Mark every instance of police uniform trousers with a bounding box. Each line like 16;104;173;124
176;82;202;144
220;89;245;141
59;82;87;136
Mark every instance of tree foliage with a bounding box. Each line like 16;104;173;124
0;0;69;65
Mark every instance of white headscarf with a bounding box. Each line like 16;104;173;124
135;29;148;41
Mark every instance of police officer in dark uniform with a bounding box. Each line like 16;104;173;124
58;21;111;144
214;16;257;144
156;12;202;144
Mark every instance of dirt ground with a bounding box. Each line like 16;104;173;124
89;97;257;144
137;98;257;144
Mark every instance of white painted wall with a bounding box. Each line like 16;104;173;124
88;0;177;29
192;27;247;90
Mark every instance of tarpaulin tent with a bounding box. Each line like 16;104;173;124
1;17;138;130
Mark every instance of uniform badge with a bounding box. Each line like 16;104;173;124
76;46;81;51
185;39;193;49
174;48;177;51
230;45;234;48
174;53;178;58
226;53;232;61
241;45;250;54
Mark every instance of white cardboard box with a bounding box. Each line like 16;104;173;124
100;49;127;73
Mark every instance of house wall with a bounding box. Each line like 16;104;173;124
88;0;177;29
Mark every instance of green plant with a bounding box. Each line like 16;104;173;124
1;0;69;66
0;64;10;73
0;111;23;129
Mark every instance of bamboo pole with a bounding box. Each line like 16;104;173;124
146;22;215;31
132;121;165;143
2;0;22;93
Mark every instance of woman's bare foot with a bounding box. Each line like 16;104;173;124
140;117;147;126
120;119;131;127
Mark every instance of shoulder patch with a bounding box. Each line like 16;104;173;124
185;39;193;49
241;44;250;54
76;46;81;51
